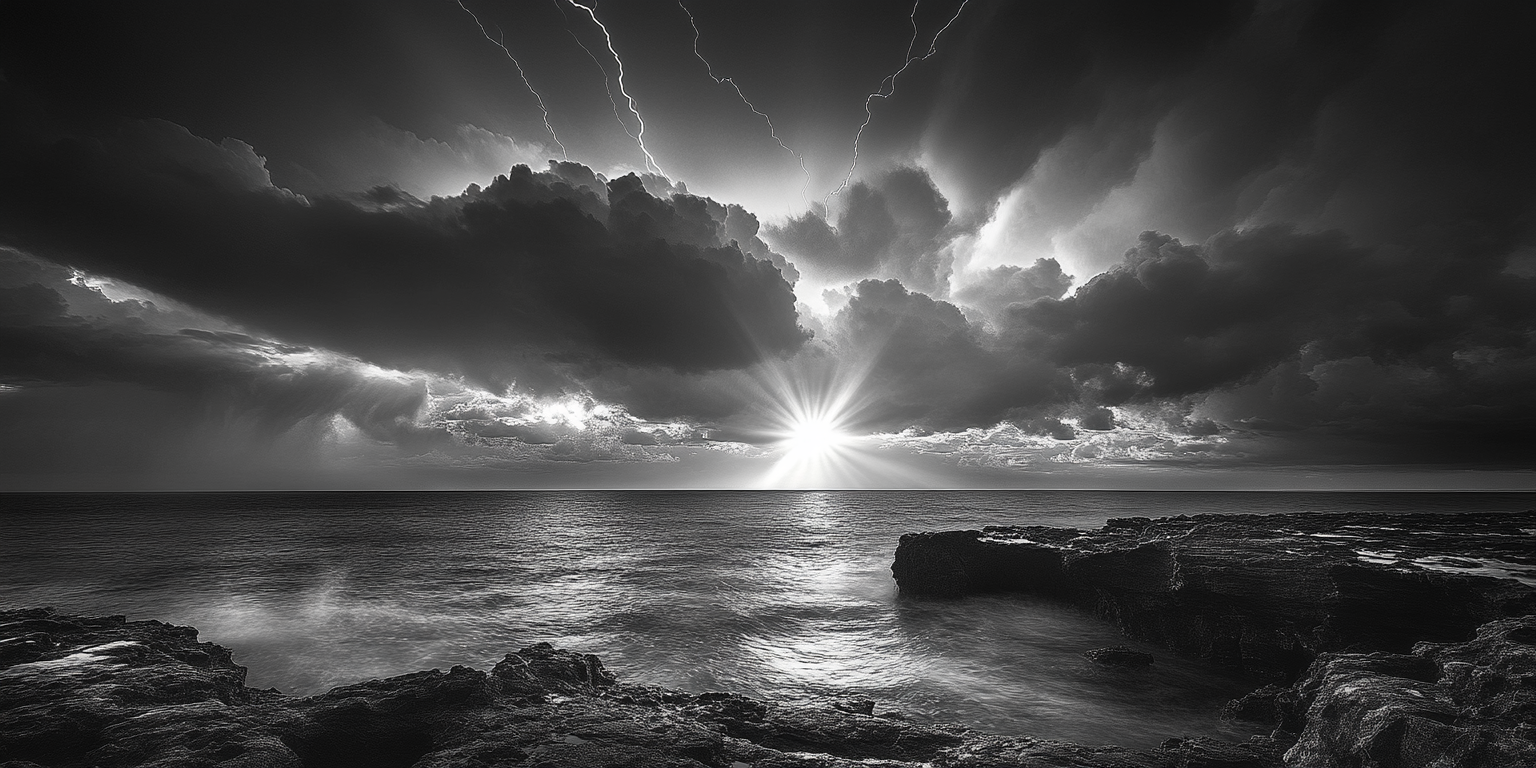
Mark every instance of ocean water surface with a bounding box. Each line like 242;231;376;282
2;490;1530;747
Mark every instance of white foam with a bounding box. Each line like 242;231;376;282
1353;549;1401;565
0;640;140;675
1408;556;1536;587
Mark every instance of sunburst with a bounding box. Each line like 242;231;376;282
749;357;930;489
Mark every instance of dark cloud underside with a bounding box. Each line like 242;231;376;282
0;118;807;397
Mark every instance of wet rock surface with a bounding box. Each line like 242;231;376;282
891;510;1536;680
0;607;1284;768
1281;616;1536;767
893;510;1536;767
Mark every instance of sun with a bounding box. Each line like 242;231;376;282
754;364;866;487
784;415;848;454
751;357;935;488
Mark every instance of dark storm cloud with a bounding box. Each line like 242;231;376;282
1159;0;1536;249
0;250;445;481
1011;226;1536;399
906;0;1536;267
0;115;807;399
827;279;1068;433
0;0;641;198
793;220;1536;464
864;0;1248;206
722;205;800;284
765;166;953;293
583;366;758;424
993;226;1536;463
616;173;801;281
1008;228;1375;397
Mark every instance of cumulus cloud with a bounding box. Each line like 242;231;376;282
820;279;1070;433
952;258;1074;324
765;166;954;293
1006;228;1376;396
0;115;808;403
988;225;1536;464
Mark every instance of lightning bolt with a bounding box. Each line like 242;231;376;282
679;1;811;208
827;0;970;204
455;0;568;160
563;0;667;177
553;1;646;152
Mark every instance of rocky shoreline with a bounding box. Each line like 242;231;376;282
0;608;1281;768
2;510;1532;767
893;510;1536;766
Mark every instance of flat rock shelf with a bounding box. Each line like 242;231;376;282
892;509;1536;767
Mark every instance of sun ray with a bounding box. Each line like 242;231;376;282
747;355;935;489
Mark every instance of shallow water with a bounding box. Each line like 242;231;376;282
2;490;1529;746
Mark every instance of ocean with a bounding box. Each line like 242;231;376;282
2;490;1530;747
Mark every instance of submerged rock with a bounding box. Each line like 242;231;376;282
891;510;1536;680
0;607;1283;768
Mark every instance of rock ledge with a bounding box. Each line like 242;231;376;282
0;607;1280;768
892;510;1536;679
891;510;1536;767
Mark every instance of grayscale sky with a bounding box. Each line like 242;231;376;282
1;0;1533;490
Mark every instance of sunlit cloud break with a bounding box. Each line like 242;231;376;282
752;358;934;489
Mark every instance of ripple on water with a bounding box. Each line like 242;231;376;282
3;490;1530;746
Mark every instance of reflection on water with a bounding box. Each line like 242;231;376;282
3;490;1529;746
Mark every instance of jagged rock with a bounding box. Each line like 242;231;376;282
0;608;1283;768
1220;685;1289;729
892;511;1536;680
1282;616;1536;767
1085;646;1155;667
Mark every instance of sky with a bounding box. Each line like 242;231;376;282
0;0;1533;490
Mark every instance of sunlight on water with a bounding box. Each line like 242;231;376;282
2;490;1530;746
